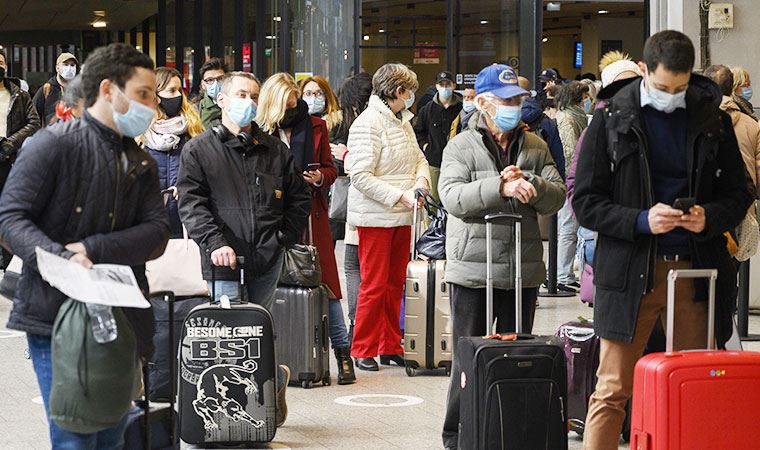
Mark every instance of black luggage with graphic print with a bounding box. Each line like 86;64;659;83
178;258;277;445
457;213;568;450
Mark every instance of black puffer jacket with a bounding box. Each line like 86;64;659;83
2;77;40;161
0;112;170;357
32;76;63;126
177;123;311;281
573;75;755;348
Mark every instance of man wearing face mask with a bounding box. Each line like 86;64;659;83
197;57;229;129
0;43;169;448
438;63;566;449
573;31;754;450
413;71;462;202
32;52;79;126
178;72;310;426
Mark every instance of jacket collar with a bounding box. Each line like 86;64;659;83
607;73;722;135
2;78;21;96
433;92;463;108
369;94;414;125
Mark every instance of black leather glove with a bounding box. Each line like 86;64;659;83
0;140;15;162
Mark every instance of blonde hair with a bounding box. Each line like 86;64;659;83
298;75;342;131
372;63;419;100
138;67;203;145
732;66;751;91
256;72;301;133
599;50;631;72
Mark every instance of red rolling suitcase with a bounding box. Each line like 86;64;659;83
630;269;760;450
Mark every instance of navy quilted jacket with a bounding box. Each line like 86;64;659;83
0;112;170;357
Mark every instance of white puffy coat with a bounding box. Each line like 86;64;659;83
346;95;430;228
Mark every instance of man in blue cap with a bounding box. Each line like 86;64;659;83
438;64;566;449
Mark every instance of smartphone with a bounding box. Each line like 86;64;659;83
305;163;321;171
160;187;175;195
672;197;696;214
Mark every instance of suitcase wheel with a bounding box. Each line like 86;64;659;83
405;366;417;377
445;367;451;377
302;380;313;389
322;377;331;386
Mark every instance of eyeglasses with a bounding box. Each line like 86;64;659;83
302;91;325;99
203;75;225;84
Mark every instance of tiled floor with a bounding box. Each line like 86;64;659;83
1;242;758;449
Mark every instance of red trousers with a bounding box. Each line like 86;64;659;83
351;225;410;358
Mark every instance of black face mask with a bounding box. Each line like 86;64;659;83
159;95;183;118
279;107;300;129
0;67;5;79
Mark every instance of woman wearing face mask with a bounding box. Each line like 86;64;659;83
299;76;342;138
554;80;590;293
256;73;356;385
731;66;757;120
139;67;203;238
345;63;430;372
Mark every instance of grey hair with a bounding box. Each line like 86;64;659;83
372;63;419;100
63;75;84;108
220;71;260;95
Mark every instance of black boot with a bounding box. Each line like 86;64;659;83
335;347;356;385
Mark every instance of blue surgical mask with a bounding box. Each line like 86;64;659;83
226;97;256;127
437;86;453;100
306;96;326;115
112;89;155;138
743;86;753;101
583;97;593;114
489;102;521;132
206;82;221;100
642;79;686;114
462;101;475;113
404;91;415;110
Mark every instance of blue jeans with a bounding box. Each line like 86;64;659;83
329;300;349;349
557;198;580;284
209;252;284;311
27;334;131;450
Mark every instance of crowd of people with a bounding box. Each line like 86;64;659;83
0;28;758;450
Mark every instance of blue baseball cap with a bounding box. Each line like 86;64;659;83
474;64;528;99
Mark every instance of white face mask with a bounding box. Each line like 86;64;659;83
59;65;76;81
403;91;415;110
643;76;687;114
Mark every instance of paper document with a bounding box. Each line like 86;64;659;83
35;247;150;308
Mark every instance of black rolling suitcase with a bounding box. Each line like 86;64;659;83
178;258;278;445
458;213;568;450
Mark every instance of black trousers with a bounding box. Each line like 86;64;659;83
441;283;538;449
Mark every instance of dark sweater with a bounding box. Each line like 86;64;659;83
635;106;690;255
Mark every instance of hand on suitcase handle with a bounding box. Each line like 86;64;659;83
211;246;238;269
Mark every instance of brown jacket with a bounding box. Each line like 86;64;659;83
721;96;760;195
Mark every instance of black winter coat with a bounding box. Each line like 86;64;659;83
177;124;311;281
573;75;755;348
0;113;170;357
414;93;463;168
1;78;40;164
32;76;63;126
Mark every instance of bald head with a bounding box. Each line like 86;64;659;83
704;64;734;97
518;76;531;91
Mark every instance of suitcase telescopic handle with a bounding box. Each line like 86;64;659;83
666;269;717;352
210;255;246;304
410;189;426;260
484;213;523;336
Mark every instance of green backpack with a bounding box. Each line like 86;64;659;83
49;298;140;434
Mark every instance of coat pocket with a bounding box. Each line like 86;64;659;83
592;235;634;292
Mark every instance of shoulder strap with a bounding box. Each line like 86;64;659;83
449;114;461;140
43;83;52;99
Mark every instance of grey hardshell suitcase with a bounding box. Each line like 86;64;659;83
271;285;331;388
271;215;331;388
404;197;452;376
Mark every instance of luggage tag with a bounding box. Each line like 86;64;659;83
219;294;232;309
484;334;518;341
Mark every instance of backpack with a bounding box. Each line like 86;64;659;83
49;299;141;434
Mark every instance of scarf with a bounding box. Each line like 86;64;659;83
281;99;314;171
143;116;188;151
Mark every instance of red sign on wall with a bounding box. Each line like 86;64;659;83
414;44;440;64
242;43;252;73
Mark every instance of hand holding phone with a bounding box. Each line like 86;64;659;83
672;197;696;214
305;162;321;171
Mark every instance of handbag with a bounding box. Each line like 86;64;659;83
328;175;350;222
279;215;322;287
145;226;209;296
415;190;447;260
734;204;760;262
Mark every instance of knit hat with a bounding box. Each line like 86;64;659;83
601;59;641;88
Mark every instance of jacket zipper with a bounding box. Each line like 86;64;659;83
111;150;121;231
632;126;656;294
6;92;18;130
243;153;257;263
